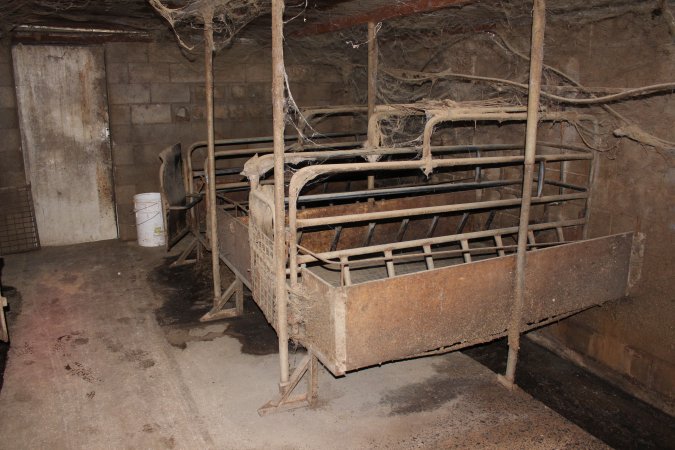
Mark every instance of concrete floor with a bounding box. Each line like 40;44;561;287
0;240;607;449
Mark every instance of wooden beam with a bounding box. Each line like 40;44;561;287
292;0;475;37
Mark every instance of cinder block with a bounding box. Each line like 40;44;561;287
114;164;151;186
126;123;192;145
171;104;191;123
0;107;18;130
131;104;172;125
114;183;137;207
135;144;167;165
0;63;14;86
2;127;21;151
169;62;205;83
108;84;150;105
229;83;270;103
128;63;170;84
111;143;135;165
105;42;148;63
0;149;25;187
110;124;133;145
148;42;187;63
245;63;272;82
109;105;130;125
150;83;191;103
118;222;137;241
651;358;675;397
106;63;129;84
0;86;16;108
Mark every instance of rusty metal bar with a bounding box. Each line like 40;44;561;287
423;244;435;270
243;140;593;179
297;218;585;264
203;14;222;306
329;240;573;275
330;226;343;252
367;21;378;193
296;193;588;228
502;0;546;388
494;234;506;257
272;0;289;386
460;240;472;263
427;215;440;237
340;256;352;286
384;250;396;277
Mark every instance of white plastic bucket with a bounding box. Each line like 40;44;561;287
133;192;165;247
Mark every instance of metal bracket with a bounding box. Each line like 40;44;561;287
258;353;319;416
200;276;244;322
170;237;199;268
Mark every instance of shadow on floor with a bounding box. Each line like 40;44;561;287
463;338;675;450
148;257;279;355
149;257;674;449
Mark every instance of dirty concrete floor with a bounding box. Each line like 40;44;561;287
0;240;608;449
463;338;675;449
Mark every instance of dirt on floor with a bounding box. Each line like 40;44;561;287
463;338;675;450
148;257;278;355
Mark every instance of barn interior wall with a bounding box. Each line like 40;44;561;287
0;42;24;188
396;11;674;410
105;40;359;240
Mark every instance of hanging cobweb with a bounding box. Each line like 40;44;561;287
148;0;270;51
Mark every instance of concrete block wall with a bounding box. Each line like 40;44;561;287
392;11;675;412
0;43;24;188
105;40;358;240
536;14;675;412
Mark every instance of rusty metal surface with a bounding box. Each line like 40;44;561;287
216;208;253;289
522;232;634;322
295;270;347;375
296;232;636;374
299;190;476;252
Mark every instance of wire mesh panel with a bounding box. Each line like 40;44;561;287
0;185;40;255
249;221;277;329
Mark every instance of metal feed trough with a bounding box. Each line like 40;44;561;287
210;104;643;413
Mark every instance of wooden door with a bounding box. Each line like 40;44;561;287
13;44;117;245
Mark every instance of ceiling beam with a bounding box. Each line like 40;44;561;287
291;0;475;37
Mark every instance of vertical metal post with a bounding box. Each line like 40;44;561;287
272;0;290;386
367;21;378;193
204;14;221;304
502;0;546;387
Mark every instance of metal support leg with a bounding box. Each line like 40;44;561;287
200;276;244;322
170;237;199;268
258;352;320;416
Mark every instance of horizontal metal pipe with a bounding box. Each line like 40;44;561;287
537;178;588;192
213;141;363;159
297;192;588;228
296;179;519;204
296;218;586;264
244;141;593;179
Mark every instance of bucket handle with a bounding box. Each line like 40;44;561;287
132;201;162;226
